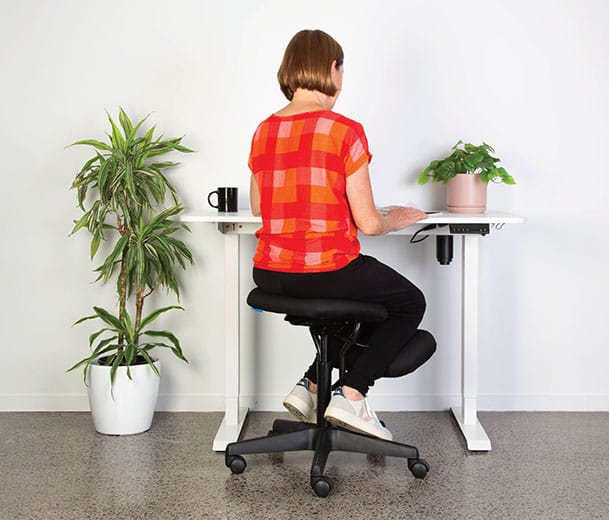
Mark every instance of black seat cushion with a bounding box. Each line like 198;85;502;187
247;288;388;323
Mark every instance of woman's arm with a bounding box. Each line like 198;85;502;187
250;175;261;216
345;163;427;235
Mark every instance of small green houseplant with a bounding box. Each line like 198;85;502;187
417;141;515;185
68;109;194;433
417;140;515;213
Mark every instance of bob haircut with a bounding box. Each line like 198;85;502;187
277;30;344;101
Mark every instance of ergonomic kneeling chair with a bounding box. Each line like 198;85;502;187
225;288;436;497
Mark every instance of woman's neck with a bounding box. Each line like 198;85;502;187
275;88;337;116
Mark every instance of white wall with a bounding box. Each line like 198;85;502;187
1;0;607;412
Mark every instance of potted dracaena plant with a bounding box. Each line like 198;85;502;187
418;141;515;213
68;108;194;435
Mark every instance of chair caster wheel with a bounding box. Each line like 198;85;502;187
311;476;333;497
408;458;429;479
226;454;247;474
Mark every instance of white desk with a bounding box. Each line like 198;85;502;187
181;210;525;451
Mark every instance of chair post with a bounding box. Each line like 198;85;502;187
312;327;332;427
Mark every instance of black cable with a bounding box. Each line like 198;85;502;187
409;224;448;244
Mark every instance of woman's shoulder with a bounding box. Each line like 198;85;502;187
317;110;363;127
325;111;367;138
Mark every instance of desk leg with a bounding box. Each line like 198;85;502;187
213;232;248;451
450;234;492;451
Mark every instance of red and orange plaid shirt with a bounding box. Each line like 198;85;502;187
249;110;372;272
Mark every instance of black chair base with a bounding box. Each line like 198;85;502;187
226;418;429;497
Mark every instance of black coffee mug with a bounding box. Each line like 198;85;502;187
208;187;238;212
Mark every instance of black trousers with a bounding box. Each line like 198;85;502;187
253;255;426;396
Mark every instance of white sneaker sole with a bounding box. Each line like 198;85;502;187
324;406;393;441
283;394;316;423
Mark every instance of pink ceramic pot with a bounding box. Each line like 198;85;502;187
447;174;487;213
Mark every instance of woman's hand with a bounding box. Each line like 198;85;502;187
382;206;428;233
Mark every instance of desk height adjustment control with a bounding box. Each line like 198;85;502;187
449;223;490;235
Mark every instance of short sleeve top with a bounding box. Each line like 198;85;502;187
248;110;372;272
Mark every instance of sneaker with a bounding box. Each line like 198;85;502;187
283;378;317;423
324;387;393;441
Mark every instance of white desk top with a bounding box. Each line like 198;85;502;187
180;209;525;225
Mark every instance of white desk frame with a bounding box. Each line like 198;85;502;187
181;210;525;451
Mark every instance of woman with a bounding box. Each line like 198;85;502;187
248;29;427;441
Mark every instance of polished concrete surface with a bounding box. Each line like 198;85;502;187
1;411;608;519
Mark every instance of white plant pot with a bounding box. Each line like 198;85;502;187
87;358;161;435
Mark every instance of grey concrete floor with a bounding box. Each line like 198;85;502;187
1;411;608;519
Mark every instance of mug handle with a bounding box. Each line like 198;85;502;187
207;190;218;208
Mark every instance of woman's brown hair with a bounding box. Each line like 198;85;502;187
277;30;344;101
